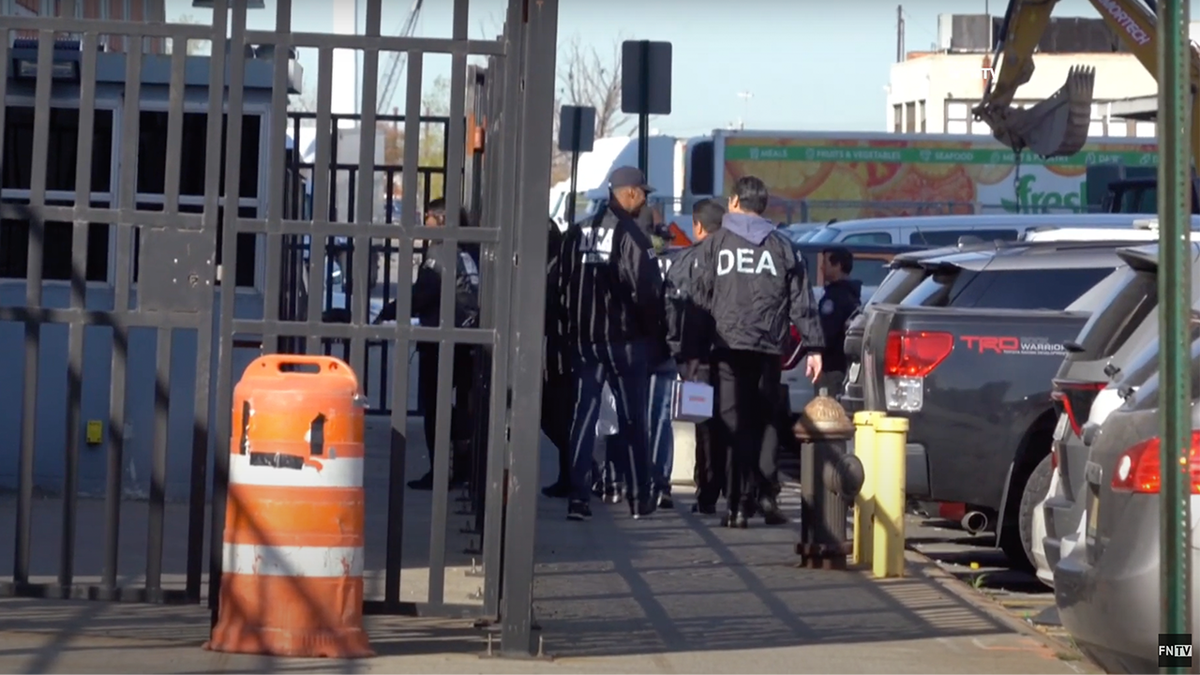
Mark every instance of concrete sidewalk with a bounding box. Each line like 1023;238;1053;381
0;424;1096;673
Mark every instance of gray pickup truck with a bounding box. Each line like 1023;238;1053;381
857;240;1133;569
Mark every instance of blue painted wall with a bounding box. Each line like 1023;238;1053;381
0;282;423;499
0;284;263;500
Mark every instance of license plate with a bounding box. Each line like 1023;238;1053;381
848;363;861;384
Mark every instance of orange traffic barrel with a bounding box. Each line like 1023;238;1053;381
205;354;374;658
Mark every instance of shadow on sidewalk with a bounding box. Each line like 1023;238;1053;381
532;484;1024;660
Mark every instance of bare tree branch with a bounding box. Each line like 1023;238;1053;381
549;33;632;184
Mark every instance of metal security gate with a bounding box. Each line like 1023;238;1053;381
0;0;559;657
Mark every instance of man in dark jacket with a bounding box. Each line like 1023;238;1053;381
554;166;664;521
817;246;862;395
376;200;480;490
542;218;576;498
663;198;726;513
692;175;824;527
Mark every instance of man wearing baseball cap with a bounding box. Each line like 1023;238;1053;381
552;165;665;521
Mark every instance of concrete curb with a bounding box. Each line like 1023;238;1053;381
903;547;1097;671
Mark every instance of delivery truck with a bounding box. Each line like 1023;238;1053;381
700;130;1159;226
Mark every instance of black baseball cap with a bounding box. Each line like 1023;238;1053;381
608;166;655;194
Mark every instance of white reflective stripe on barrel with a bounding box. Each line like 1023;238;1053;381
221;544;365;577
228;454;364;489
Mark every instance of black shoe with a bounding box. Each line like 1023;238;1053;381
758;496;789;526
629;496;656;519
605;491;624;505
658;494;674;509
407;471;434;490
691;503;717;515
567;501;592;521
720;510;748;528
542;481;571;499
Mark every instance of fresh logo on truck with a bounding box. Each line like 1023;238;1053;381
1000;175;1086;213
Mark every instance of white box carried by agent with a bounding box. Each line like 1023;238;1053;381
672;380;713;422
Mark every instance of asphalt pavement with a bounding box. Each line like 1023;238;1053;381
903;514;1080;657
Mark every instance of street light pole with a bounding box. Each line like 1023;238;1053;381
737;91;753;130
1156;1;1193;671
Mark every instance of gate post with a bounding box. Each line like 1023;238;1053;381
498;0;559;658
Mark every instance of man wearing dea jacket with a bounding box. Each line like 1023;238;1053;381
692;175;824;528
554;166;665;522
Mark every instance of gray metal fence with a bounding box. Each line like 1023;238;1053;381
0;0;558;657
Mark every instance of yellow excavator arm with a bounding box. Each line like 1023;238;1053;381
975;0;1200;162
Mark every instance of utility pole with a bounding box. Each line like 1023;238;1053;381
896;5;905;62
737;91;753;130
1156;0;1193;671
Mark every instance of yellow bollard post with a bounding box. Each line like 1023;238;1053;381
852;411;886;566
872;416;909;579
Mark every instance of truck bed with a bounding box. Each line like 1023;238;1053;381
861;304;1090;510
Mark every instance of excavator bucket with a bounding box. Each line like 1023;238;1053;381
984;66;1096;159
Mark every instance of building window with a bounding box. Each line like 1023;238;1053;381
135;110;263;288
1;103;261;288
946;100;970;135
1;104;116;281
1136;121;1156;137
3;106;114;192
919;100;927;132
904;102;916;132
0;199;111;282
893;103;903;133
136;112;261;199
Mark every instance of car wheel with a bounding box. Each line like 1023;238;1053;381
1001;454;1053;570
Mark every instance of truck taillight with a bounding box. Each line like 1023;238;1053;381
781;325;803;371
1110;432;1200;494
882;330;953;413
1051;379;1106;437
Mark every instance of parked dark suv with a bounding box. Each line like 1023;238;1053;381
858;240;1132;568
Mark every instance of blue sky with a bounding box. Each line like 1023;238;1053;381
165;0;1186;135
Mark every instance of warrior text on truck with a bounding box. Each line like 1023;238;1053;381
858;240;1129;569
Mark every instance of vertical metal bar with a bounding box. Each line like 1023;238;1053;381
1157;0;1194;662
60;30;100;594
352;0;380;376
384;51;424;610
262;0;292;355
500;0;558;656
425;0;472;609
145;328;172;597
187;6;228;603
147;27;188;604
102;27;143;598
0;28;8;167
163;43;187;214
306;48;334;347
482;16;521;620
205;0;233;615
15;31;55;589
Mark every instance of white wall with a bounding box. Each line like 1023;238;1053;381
887;52;1158;135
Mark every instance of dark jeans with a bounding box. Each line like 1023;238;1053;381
691;363;726;508
568;341;652;504
601;359;675;496
712;348;784;511
417;343;474;475
542;369;575;485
